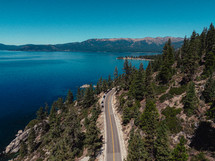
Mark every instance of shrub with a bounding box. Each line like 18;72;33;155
152;83;168;95
191;152;209;161
169;85;187;96
183;82;198;116
159;93;173;103
36;159;43;161
162;106;182;134
207;101;215;122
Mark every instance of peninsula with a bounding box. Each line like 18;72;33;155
116;55;159;61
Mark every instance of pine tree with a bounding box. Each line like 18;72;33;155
145;62;152;81
85;122;102;159
123;59;132;89
171;136;188;161
99;77;103;87
95;81;101;95
83;84;95;108
199;27;207;57
95;77;104;94
54;97;64;111
133;101;141;126
44;103;49;117
49;109;61;139
202;76;215;103
180;37;189;67
188;31;201;61
162;39;174;66
101;79;108;92
158;65;172;84
114;66;118;80
50;108;84;160
181;31;200;82
20;141;28;157
191;152;209;161
28;128;36;153
152;55;162;72
50;139;70;160
124;59;131;75
183;82;198;116
49;103;57;124
127;129;147;161
139;100;159;159
90;104;101;122
154;122;171;161
76;88;82;103
129;71;144;100
162;106;182;134
63;108;84;158
206;23;215;53
108;75;112;89
95;77;103;94
36;107;45;120
139;62;144;72
66;89;74;104
203;51;215;77
113;66;119;87
84;116;90;128
207;101;215;122
158;39;174;84
122;106;131;125
145;62;155;99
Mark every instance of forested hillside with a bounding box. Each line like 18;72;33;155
112;23;215;161
2;24;215;161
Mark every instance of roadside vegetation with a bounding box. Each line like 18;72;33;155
113;24;215;161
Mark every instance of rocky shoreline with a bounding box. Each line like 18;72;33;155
0;129;30;161
1;84;96;159
4;129;29;154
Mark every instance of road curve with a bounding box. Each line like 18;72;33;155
104;89;122;161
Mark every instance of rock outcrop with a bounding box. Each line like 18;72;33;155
4;122;44;154
5;129;30;154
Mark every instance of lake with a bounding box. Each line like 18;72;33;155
0;51;158;152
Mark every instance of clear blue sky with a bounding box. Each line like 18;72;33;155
0;0;214;45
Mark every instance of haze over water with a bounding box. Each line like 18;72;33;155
0;51;157;152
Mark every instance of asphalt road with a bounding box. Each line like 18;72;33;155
104;89;122;161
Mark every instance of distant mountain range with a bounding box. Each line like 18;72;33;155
0;37;184;52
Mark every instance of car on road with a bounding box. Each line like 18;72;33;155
101;97;105;107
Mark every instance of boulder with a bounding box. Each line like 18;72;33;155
18;130;23;135
80;156;90;161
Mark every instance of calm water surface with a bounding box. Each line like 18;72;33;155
0;51;158;152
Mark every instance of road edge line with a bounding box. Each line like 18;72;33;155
104;93;107;161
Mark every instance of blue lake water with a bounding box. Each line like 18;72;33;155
0;51;158;152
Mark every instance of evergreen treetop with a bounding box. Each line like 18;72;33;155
171;136;188;161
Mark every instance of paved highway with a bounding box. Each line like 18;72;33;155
104;89;122;161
